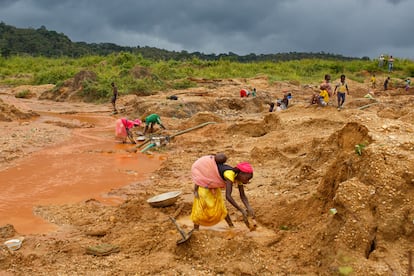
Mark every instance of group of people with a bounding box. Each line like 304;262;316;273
112;82;257;235
109;63;412;240
269;92;292;112
112;82;166;143
240;88;257;97
377;54;398;91
266;71;372;111
268;74;352;112
378;54;394;73
308;74;349;110
115;114;166;143
112;82;257;234
373;74;410;92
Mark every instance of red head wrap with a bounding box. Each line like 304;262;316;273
236;162;253;173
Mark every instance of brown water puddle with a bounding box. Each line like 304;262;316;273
0;112;164;234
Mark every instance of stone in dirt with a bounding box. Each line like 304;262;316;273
85;243;120;256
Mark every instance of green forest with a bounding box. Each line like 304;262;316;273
0;22;365;61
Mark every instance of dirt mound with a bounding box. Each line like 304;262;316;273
250;146;289;165
329;122;372;152
0;224;16;239
39;70;97;102
73;70;97;90
262;112;281;130
278;121;373;200
400;110;414;124
10;84;54;98
179;112;223;130
227;118;270;137
127;93;268;122
377;103;411;119
0;98;39;121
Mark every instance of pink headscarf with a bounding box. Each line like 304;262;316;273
236;162;253;173
121;118;141;129
133;119;142;126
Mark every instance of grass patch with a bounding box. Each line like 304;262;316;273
15;89;31;98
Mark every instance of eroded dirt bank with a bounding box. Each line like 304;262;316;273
1;78;414;275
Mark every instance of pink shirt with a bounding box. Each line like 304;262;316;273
121;118;134;129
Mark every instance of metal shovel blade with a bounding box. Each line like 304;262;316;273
169;216;193;245
176;229;194;245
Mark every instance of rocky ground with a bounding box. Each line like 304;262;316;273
0;75;414;275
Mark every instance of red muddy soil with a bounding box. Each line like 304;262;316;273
0;111;163;234
0;77;414;275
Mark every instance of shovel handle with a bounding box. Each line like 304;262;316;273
169;216;187;240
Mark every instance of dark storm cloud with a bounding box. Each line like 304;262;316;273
387;0;405;4
1;0;413;59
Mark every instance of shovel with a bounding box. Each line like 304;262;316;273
169;216;194;245
137;122;217;149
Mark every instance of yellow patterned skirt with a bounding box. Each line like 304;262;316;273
190;187;227;226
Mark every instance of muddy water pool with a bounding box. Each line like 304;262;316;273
0;112;164;234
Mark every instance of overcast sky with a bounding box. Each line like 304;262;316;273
1;0;413;59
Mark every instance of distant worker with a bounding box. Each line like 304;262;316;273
115;118;142;143
111;82;119;114
307;75;330;107
370;74;376;89
318;84;330;107
240;89;250;97
384;76;391;90
334;74;350;110
281;92;292;109
319;74;332;97
405;78;411;92
270;100;283;111
143;113;166;134
308;92;319;106
275;98;288;111
268;102;275;112
388;55;394;72
321;74;332;97
378;54;385;68
251;88;257;97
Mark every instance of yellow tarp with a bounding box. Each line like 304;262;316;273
190;187;227;226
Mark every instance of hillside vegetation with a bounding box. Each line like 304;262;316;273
1;22;413;102
1;52;413;103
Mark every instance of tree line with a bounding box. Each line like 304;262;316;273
0;22;367;62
